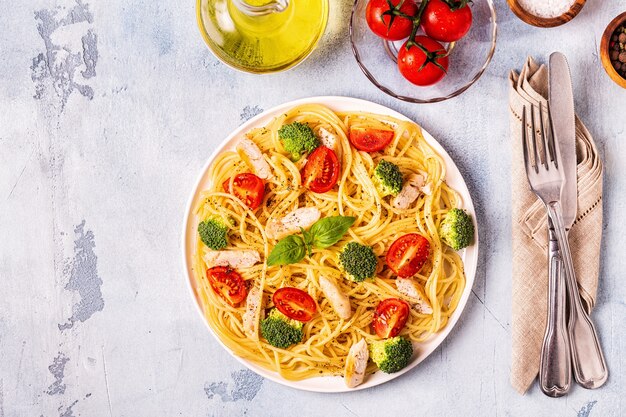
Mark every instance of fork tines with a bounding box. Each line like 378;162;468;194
522;102;559;176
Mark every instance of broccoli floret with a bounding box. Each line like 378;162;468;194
339;242;378;282
373;160;403;196
260;309;304;349
278;122;320;161
370;336;413;373
198;217;229;250
439;208;474;251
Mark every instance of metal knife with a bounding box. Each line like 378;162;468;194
548;51;608;390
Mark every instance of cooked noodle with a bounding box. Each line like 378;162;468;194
192;104;466;380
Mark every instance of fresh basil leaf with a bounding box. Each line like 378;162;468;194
301;228;314;257
267;235;307;266
309;216;356;249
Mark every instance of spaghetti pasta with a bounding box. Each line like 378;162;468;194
192;104;466;381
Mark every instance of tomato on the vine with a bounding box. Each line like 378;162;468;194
421;0;472;43
397;35;449;86
366;0;419;41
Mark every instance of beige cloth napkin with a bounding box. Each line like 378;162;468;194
509;57;604;394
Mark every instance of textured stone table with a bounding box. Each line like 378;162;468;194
0;0;624;416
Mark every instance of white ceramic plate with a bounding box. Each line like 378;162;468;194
181;96;479;393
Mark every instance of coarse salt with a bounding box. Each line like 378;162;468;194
517;0;574;18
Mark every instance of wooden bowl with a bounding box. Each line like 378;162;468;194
600;11;626;89
506;0;586;28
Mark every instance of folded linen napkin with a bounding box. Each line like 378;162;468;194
509;57;604;394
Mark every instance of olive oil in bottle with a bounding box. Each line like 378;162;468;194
197;0;329;73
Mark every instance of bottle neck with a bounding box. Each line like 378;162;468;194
231;0;289;16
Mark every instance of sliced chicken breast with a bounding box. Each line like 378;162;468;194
392;173;426;209
265;207;321;240
317;127;342;159
203;249;261;269
236;138;273;180
395;277;433;314
319;276;352;320
242;285;263;341
345;339;369;388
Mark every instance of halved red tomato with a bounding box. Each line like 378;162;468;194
301;146;340;193
386;233;430;278
372;298;410;338
206;266;247;306
273;287;317;322
348;127;395;152
222;173;265;210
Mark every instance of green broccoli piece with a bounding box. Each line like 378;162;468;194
260;309;304;349
373;160;403;196
439;208;474;251
339;242;378;282
370;336;413;373
278;122;320;161
198;217;229;250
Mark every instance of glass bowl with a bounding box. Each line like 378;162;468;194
349;0;497;103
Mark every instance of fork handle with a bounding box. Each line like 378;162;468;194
547;202;609;389
539;224;571;397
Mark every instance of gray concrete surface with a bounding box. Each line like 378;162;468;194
0;0;624;416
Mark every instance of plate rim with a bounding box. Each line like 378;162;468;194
181;96;479;393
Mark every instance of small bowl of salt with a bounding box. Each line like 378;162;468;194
507;0;586;28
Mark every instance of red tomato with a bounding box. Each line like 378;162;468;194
366;0;419;41
372;298;410;338
301;146;340;193
206;267;247;306
273;287;317;322
397;36;449;86
222;173;265;209
348;127;395;152
421;0;472;43
386;233;430;278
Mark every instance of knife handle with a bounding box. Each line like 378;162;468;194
539;223;571;397
547;202;609;390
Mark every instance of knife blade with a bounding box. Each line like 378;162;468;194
549;52;577;228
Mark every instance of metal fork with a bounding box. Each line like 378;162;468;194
522;103;608;395
522;103;571;397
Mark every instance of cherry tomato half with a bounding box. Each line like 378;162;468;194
273;287;317;322
386;233;430;278
366;0;419;41
301;146;340;193
372;298;410;338
398;36;449;87
222;173;265;210
206;266;247;306
348;127;395;152
421;0;472;43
